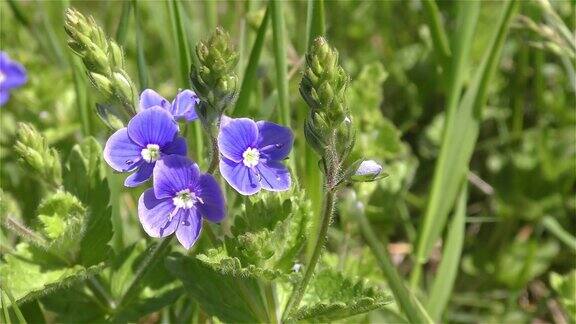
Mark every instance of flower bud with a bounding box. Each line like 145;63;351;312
350;160;387;182
65;7;137;121
300;37;354;163
190;27;239;118
14;123;62;187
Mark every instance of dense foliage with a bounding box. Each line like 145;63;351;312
1;0;574;323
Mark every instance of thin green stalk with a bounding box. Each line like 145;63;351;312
39;0;67;67
233;6;270;116
426;184;468;321
71;58;91;136
542;215;576;251
282;188;336;320
167;0;203;162
411;0;480;288
115;0;132;46
303;0;325;259
1;289;12;324
134;0;149;90
270;0;290;128
263;282;279;324
115;237;173;311
355;204;433;324
421;0;451;70
2;288;26;324
305;0;325;48
106;168;124;252
87;276;116;312
205;0;217;31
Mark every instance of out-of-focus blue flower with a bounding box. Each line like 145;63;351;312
138;155;225;249
104;107;187;187
0;52;27;106
218;117;293;195
139;89;199;122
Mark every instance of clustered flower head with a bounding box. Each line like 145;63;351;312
103;84;294;248
0;51;27;106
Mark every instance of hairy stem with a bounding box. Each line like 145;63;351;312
282;186;336;320
114;237;173;312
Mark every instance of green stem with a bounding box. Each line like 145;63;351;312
542;215;576;251
87;276;116;312
355;207;433;324
115;237;173;311
421;0;451;70
263;282;279;324
305;0;325;48
282;188;336;320
1;289;12;324
2;289;25;324
134;0;149;90
270;0;290;128
411;0;480;288
115;0;131;45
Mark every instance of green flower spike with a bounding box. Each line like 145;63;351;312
65;8;137;119
190;27;239;123
300;37;355;171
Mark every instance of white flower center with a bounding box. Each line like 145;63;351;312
141;144;160;162
0;71;5;85
242;147;260;167
172;189;201;210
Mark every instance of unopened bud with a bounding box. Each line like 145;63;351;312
349;160;388;183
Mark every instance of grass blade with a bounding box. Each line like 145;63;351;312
354;200;433;324
115;0;131;46
305;0;325;48
542;215;576;252
413;0;519;285
270;0;290;127
421;0;451;70
166;0;203;163
2;288;26;324
426;183;468;321
133;0;149;90
303;0;325;256
233;6;270;117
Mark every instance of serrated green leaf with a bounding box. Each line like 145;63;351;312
0;243;105;306
63;137;113;267
40;284;107;323
166;252;270;323
288;269;392;322
228;192;311;274
37;191;85;259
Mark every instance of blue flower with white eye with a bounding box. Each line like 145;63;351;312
0;51;27;106
218;117;293;195
138;155;225;249
104;107;187;187
139;88;199;122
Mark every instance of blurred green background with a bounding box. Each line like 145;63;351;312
1;0;574;322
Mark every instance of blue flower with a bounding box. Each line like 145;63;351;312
138;155;225;249
104;106;187;187
139;88;199;122
218;117;293;195
0;52;27;106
